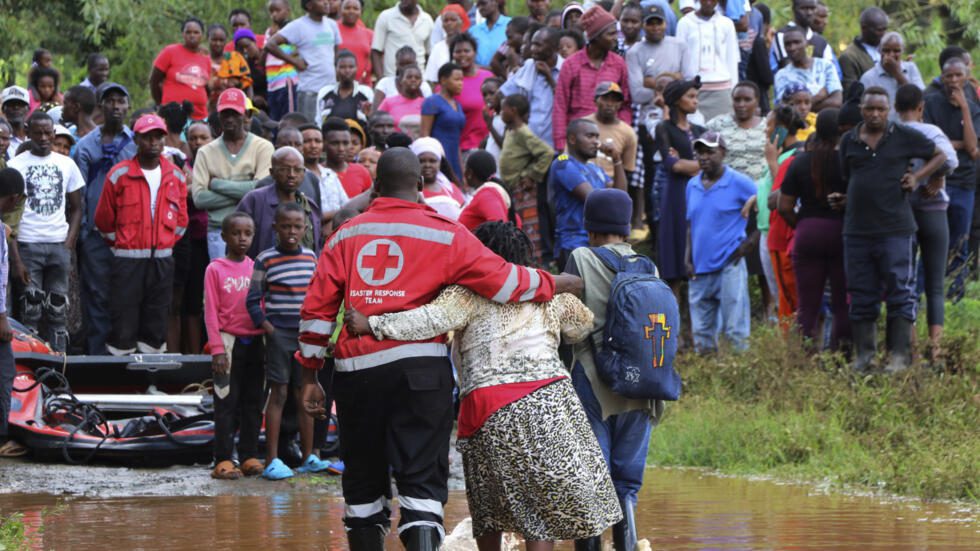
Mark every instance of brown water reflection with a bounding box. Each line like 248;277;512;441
2;468;978;549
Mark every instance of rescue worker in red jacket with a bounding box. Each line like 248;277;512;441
297;147;582;551
95;113;188;355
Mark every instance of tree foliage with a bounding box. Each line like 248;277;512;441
0;1;976;107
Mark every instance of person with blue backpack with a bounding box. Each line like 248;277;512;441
565;188;681;551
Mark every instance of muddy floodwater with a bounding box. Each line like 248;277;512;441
1;464;978;549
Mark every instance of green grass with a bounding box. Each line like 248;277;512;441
648;283;980;502
0;514;26;551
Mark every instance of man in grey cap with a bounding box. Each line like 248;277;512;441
685;130;758;353
626;5;694;238
1;87;31;159
72;82;136;354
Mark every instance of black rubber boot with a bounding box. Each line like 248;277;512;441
613;498;637;551
884;317;913;373
575;536;603;550
400;525;441;551
347;525;386;551
851;321;877;373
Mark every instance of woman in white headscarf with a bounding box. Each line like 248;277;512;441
410;137;467;219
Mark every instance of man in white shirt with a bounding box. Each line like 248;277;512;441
371;0;434;80
676;0;740;122
7;112;84;352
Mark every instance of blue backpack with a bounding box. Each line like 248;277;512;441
589;247;682;401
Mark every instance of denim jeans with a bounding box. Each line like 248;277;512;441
267;82;296;122
946;186;975;301
18;241;71;336
296;91;319;124
207;228;226;261
0;341;13;438
571;363;651;505
79;230;112;354
688;257;750;352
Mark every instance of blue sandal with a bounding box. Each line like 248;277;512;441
294;454;332;474
262;458;294;480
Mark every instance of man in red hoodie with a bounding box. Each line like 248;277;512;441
95;113;188;355
297;147;581;551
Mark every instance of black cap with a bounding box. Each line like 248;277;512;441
97;82;129;102
643;4;667;22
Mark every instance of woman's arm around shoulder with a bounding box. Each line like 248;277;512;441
549;292;595;344
367;285;479;341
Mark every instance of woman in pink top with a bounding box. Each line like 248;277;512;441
450;33;494;152
378;64;426;135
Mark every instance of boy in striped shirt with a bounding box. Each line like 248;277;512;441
246;202;325;479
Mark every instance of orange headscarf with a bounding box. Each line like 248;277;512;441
441;4;471;34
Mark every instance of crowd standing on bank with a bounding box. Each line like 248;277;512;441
0;1;979;550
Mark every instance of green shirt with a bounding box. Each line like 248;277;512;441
498;125;555;191
756;148;797;233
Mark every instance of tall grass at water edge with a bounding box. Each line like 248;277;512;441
648;283;980;502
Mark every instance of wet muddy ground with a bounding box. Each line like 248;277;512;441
2;460;978;549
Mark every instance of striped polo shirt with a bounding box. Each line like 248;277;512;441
246;245;317;330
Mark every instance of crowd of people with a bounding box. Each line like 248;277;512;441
0;0;978;549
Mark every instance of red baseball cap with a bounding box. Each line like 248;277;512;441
133;114;168;135
217;88;247;114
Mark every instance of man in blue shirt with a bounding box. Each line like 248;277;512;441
471;0;512;67
72;82;136;355
551;118;626;269
685;131;757;353
499;26;562;148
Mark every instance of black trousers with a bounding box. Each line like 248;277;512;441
335;356;454;534
638;123;658;230
0;341;13;438
213;336;265;463
312;357;335;452
108;256;174;351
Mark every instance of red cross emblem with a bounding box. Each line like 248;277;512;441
644;313;671;368
356;239;404;286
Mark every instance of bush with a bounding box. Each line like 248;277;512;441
649;284;980;502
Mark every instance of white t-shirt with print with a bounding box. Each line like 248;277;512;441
8;151;85;243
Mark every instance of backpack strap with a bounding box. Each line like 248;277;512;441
590;246;657;275
589;246;625;273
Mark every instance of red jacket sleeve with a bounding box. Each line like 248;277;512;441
448;226;555;303
297;242;347;369
174;171;189;238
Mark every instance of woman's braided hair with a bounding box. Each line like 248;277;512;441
473;221;535;267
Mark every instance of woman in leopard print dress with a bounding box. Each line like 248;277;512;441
346;222;621;549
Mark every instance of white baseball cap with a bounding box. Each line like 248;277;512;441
1;86;30;108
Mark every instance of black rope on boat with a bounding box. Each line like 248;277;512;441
16;366;112;464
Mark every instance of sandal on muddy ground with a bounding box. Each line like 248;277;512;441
262;458;294;480
0;439;28;457
211;460;243;480
240;457;265;477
